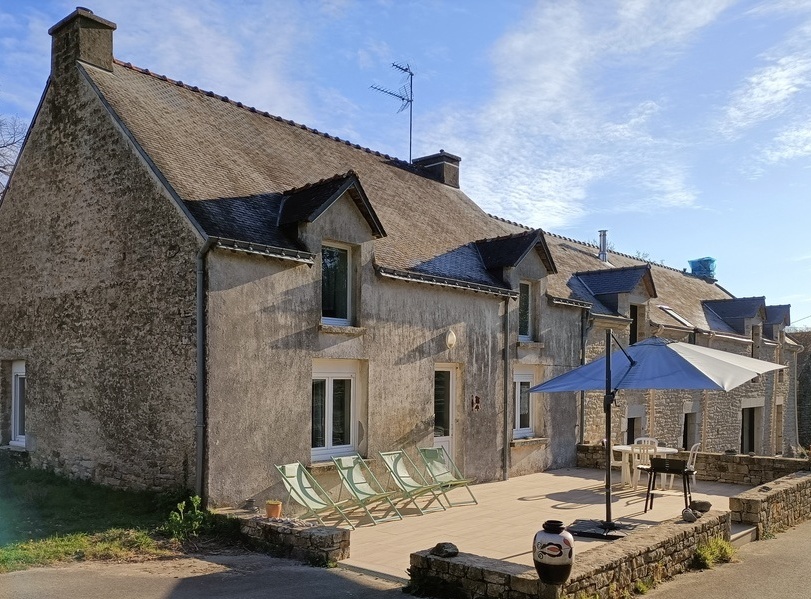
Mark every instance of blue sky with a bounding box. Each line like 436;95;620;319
2;0;809;328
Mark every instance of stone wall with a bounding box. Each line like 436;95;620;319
792;331;811;448
0;38;199;491
238;516;350;565
577;444;809;486
729;470;811;538
408;512;730;599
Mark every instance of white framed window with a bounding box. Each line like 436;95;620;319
518;281;532;341
311;360;357;461
513;371;534;439
321;243;352;326
11;361;26;447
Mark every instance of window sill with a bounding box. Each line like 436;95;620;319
517;340;544;350
319;324;366;337
510;436;549;448
308;456;371;475
0;444;28;453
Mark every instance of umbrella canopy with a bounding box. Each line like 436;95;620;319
528;333;786;535
530;336;785;394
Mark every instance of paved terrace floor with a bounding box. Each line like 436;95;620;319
335;468;750;582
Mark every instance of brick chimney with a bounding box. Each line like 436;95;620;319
48;7;116;80
412;150;461;188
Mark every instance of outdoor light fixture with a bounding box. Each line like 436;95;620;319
445;329;457;349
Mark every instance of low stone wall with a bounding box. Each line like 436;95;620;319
408;512;730;599
729;470;811;538
238;516;350;565
577;444;809;486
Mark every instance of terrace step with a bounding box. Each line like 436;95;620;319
730;523;757;548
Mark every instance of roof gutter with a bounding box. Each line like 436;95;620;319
195;237;215;502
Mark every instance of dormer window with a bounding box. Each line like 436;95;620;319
321;243;351;325
518;281;532;341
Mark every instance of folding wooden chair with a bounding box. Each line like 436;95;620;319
275;462;356;529
332;455;403;525
418;446;478;507
379;450;446;514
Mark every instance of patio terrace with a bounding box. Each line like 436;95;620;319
338;467;749;581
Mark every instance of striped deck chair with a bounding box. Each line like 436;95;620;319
418;446;478;507
379;450;446;515
275;462;356;529
332;454;403;525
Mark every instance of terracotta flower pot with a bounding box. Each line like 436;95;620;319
265;500;282;519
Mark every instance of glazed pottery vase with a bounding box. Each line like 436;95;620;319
532;520;575;585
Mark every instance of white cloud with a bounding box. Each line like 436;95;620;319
761;123;811;163
719;54;811;138
430;0;725;228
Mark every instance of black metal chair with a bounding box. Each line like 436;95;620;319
639;457;693;513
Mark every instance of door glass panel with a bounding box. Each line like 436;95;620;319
311;379;326;448
434;370;451;437
331;379;351;446
518;381;530;429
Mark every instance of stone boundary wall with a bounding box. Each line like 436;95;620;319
729;470;811;538
408;512;730;599
577;444;809;486
238;516;349;565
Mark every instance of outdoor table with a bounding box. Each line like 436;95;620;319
611;445;678;487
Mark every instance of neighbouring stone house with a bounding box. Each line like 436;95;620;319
0;9;800;507
790;330;811;447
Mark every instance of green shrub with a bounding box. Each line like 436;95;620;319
162;495;208;541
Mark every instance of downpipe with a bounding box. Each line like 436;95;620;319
195;237;215;501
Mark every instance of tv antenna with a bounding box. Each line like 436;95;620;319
371;62;414;162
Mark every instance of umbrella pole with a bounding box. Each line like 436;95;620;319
603;329;614;527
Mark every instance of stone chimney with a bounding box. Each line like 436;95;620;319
48;7;116;80
412;150;461;188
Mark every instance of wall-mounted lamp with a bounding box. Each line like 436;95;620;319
445;329;457;349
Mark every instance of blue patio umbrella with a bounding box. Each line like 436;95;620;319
530;332;785;533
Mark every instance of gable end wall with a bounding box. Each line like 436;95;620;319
0;62;200;491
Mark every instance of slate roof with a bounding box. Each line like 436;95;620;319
487;219;742;331
80;58;781;324
766;305;791;326
575;265;655;297
82;60;540;295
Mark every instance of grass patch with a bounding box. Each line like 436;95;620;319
692;537;735;570
0;454;242;573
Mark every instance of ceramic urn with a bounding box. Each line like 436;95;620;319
532;520;575;585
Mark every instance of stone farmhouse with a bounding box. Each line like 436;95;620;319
0;9;800;506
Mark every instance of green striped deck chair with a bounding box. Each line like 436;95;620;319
331;454;403;525
379;450;446;515
418;446;478;507
275;462;356;529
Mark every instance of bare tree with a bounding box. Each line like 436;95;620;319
1;115;26;198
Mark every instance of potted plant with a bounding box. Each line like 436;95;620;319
265;499;282;519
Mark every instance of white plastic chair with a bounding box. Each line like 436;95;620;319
631;444;655;490
603;439;626;486
667;443;700;490
634;437;657;446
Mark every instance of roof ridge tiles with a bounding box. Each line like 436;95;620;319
486;213;532;230
111;58;415;168
487;215;714;278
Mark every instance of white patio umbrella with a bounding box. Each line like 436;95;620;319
530;332;786;533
